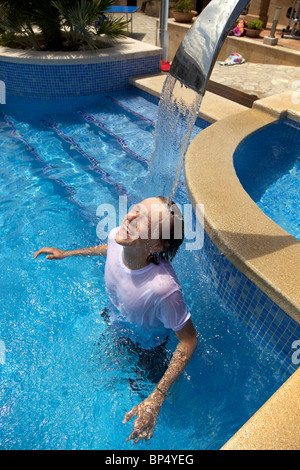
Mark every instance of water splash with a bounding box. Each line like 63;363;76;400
144;75;203;200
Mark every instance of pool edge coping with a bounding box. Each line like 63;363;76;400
184;90;300;450
0;38;162;65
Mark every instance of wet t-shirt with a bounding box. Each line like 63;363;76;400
104;227;190;349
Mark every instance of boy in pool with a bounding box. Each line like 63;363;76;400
34;196;198;444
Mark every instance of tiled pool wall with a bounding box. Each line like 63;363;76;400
0;55;161;99
199;229;300;374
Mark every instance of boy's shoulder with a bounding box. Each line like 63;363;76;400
152;261;181;297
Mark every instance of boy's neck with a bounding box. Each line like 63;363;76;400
122;247;150;270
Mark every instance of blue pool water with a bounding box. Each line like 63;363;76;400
234;119;300;240
0;89;292;450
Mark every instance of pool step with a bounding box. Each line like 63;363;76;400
101;90;197;195
78;96;155;161
5;115;129;216
105;90;205;145
41;119;129;195
5;115;82;198
105;91;158;127
43;117;145;204
77;110;149;166
77;91;201;196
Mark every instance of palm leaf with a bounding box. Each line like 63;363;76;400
0;10;42;49
29;1;63;50
0;0;130;50
52;0;129;49
51;0;99;49
95;15;129;39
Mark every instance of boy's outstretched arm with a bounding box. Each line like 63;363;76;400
123;318;198;444
33;244;107;260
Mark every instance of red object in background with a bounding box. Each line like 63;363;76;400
161;60;171;72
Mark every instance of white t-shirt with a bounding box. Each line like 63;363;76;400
104;227;191;349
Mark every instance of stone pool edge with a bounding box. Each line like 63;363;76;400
184;91;300;450
0;37;162;64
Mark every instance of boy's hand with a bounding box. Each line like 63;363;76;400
123;389;165;444
33;247;66;260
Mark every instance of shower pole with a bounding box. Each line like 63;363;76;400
158;0;169;62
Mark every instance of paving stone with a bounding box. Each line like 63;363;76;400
125;11;300;99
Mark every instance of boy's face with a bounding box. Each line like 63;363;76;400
115;197;168;254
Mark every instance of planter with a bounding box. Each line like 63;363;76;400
245;28;262;38
172;10;197;23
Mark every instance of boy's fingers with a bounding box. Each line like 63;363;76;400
125;423;143;444
123;406;138;423
125;430;137;443
33;247;51;258
33;250;42;258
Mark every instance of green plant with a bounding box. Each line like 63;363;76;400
0;0;63;50
246;19;264;30
0;0;129;51
174;0;193;13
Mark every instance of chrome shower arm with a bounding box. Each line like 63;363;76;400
169;0;250;95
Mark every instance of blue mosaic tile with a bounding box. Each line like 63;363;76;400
0;55;161;98
199;231;300;374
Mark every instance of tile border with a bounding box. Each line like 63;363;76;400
0;40;162;98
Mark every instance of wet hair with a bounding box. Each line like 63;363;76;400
147;196;184;265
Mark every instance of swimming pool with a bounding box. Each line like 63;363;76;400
234;119;300;241
0;89;293;450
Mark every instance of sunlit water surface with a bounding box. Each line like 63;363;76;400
0;90;292;450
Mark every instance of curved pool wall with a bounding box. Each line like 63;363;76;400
233;118;300;241
185;91;300;450
0;39;161;100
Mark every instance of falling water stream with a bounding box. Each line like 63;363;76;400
144;75;203;199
